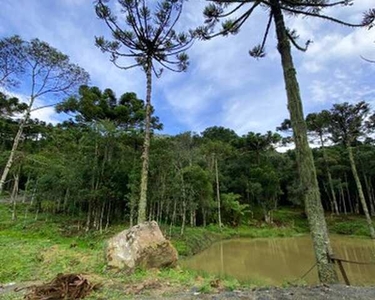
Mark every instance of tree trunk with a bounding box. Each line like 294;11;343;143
22;175;31;203
202;207;207;227
35;197;40;221
369;180;375;216
63;188;70;212
86;201;92;232
264;209;272;225
215;156;222;228
344;173;353;214
93;204;98;230
323;183;334;214
105;201;111;230
157;199;161;223
130;196;135;227
177;164;188;236
320;135;339;215
0;117;26;194
169;197;177;238
271;0;338;283
181;201;186;235
190;206;194;227
30;181;38;208
0;96;35;194
11;173;19;221
347;145;375;238
363;174;375;216
148;200;153;221
339;184;347;215
99;201;105;233
138;61;152;224
159;200;164;224
354;195;360;214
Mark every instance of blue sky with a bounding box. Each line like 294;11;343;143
1;0;375;136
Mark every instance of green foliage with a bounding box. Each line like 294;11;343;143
95;0;193;74
201;126;238;144
328;101;373;146
221;193;250;226
182;165;213;210
199;0;369;59
56;86;162;131
0;92;28;118
306;110;331;138
2;97;375;234
329;217;370;237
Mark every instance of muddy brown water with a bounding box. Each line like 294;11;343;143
182;235;375;286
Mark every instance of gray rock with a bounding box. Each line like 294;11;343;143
106;221;178;272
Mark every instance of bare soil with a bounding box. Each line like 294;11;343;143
138;285;375;300
2;280;375;299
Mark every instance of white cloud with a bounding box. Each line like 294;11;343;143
303;28;375;65
221;84;288;135
307;67;375;107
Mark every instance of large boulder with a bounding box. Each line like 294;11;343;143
106;221;178;271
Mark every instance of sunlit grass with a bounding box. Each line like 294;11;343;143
0;203;372;299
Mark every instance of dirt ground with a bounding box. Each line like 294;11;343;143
2;282;375;299
138;285;375;300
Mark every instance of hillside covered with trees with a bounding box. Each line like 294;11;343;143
3;88;375;233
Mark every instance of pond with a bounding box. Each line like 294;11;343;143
182;235;375;285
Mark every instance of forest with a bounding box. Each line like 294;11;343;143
3;92;375;234
1;0;375;299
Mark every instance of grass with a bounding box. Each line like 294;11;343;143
0;203;273;298
327;215;370;236
0;203;372;299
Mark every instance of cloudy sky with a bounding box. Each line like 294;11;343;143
0;0;374;136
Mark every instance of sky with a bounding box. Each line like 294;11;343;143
0;0;375;136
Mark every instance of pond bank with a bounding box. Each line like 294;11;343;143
168;209;372;257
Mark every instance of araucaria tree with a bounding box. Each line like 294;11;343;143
0;36;89;194
328;101;375;239
306;111;339;215
95;0;194;224
198;0;375;283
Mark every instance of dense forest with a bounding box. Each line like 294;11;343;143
2;87;375;234
1;0;375;294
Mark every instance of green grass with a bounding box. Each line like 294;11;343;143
0;203;372;299
327;215;370;237
0;203;274;298
0;210;106;283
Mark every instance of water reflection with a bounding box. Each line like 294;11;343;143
183;235;375;285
